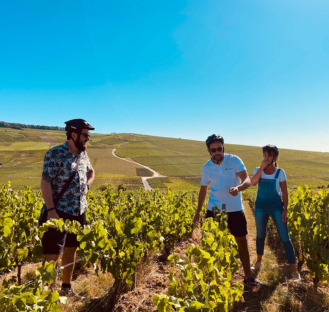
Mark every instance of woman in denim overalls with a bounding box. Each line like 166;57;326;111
251;145;300;280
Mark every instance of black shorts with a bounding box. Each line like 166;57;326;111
42;209;86;255
205;209;248;237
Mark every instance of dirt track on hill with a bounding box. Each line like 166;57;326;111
111;149;166;191
39;134;56;147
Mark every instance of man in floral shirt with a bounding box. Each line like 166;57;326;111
41;119;95;296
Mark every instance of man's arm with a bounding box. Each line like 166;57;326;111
193;185;208;226
85;167;95;194
41;174;59;219
229;170;251;196
87;167;95;186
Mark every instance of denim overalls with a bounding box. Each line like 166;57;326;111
255;169;296;264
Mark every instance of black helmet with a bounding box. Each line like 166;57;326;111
65;119;95;131
262;144;279;155
206;134;224;148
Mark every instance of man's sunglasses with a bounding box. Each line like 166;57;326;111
80;133;90;139
210;147;223;153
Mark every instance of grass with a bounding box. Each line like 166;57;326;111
87;148;151;176
149;177;200;191
0;142;50;151
1;127;329;190
0;129;147;190
115;134;329;189
92;174;144;191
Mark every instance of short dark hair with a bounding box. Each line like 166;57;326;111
206;134;224;148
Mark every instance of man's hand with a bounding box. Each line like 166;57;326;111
282;209;288;223
229;187;239;196
47;209;60;220
193;212;201;228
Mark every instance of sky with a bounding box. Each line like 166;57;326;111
1;0;329;152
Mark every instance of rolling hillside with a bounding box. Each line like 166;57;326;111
1;127;329;190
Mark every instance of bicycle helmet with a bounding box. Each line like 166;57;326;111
65;119;94;151
65;119;95;131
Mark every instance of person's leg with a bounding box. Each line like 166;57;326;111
254;208;270;264
228;211;252;277
228;211;262;285
61;247;78;284
234;235;251;277
46;254;60;262
42;227;66;264
205;209;214;219
61;212;86;288
271;209;298;272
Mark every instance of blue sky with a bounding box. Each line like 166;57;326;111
1;0;329;152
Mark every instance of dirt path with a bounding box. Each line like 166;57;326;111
230;202;258;286
39;134;57;147
111;149;166;191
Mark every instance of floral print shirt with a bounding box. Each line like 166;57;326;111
42;142;93;216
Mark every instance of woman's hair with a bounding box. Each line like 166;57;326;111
262;144;279;167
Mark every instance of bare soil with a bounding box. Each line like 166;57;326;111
39;134;57;147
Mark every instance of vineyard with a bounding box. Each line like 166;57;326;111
245;187;329;289
0;183;244;311
1;183;329;311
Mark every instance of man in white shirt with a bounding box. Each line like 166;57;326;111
193;134;261;287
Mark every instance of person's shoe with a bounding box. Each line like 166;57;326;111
59;287;86;300
243;276;262;287
251;261;261;271
291;271;301;281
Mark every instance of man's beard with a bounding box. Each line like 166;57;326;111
213;154;223;163
74;139;86;152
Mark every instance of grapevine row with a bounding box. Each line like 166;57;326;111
243;186;329;289
0;183;208;311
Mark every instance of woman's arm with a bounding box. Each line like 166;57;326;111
280;180;288;223
250;159;270;186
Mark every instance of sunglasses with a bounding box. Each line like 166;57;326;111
210;147;223;153
80;133;90;139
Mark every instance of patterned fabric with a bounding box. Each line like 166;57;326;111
42;142;93;216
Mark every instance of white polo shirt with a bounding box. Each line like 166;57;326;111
200;154;246;212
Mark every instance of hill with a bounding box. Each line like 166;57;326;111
1;127;329;190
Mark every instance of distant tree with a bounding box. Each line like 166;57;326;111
0;121;64;131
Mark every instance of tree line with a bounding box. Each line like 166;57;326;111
0;121;64;131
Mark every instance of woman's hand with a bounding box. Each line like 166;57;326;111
260;158;271;170
282;209;288;223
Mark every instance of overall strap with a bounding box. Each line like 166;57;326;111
274;168;281;179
